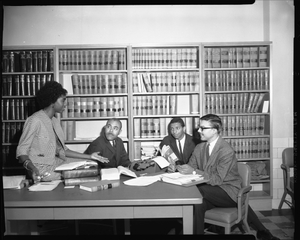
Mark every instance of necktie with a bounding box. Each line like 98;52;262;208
206;143;210;160
178;140;183;161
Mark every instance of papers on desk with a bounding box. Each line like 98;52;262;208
3;175;26;189
161;172;208;187
123;172;208;187
55;160;98;171
123;175;162;186
28;180;62;191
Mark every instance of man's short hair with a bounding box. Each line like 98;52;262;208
170;117;185;127
200;114;223;134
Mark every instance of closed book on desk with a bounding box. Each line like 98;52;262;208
80;180;120;192
62;168;99;179
64;176;100;186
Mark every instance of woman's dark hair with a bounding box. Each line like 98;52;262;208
200;114;223;134
36;81;67;109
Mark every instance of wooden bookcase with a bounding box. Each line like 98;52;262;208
2;45;56;175
201;42;273;210
130;44;202;161
55;45;131;154
2;41;273;210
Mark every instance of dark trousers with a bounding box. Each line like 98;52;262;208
194;184;266;234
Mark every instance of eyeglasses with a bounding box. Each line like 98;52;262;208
198;126;214;131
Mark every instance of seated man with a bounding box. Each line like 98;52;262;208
159;117;199;172
177;114;279;240
84;118;131;168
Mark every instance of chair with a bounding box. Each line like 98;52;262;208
204;163;252;234
278;148;294;211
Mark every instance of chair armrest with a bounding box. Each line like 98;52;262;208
237;185;252;198
281;164;290;172
235;185;252;223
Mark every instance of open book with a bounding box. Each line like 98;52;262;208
101;166;137;180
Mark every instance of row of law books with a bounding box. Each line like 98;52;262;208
132;48;198;69
220;115;266;137
2;50;54;73
61;121;76;141
205;92;268;114
59;49;126;71
2;99;37;121
132;95;199;116
62;96;128;119
132;71;200;93
203;46;268;69
2;74;53;96
225;137;270;159
2;122;24;143
70;73;128;95
133;117;199;139
205;69;269;91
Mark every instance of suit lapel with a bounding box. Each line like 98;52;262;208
204;137;222;172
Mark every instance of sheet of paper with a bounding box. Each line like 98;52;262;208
55;160;97;171
3;175;26;189
28;180;62;191
151;156;170;169
123;176;161;186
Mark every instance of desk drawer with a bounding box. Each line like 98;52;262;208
134;206;183;218
53;207;134;219
5;208;54;220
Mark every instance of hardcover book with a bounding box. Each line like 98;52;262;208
62;168;99;179
101;166;137;180
64;176;100;186
79;180;120;192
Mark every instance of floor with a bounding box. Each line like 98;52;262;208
26;209;295;239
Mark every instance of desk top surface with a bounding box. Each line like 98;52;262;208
4;176;203;207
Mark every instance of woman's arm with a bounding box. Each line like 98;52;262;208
65;149;109;163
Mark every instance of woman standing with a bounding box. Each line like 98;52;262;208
16;81;109;182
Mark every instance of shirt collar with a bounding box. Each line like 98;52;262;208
208;136;219;154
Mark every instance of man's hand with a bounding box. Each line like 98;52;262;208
176;164;194;174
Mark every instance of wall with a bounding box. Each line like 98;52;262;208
2;1;294;209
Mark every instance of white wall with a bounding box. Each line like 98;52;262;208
2;1;294;209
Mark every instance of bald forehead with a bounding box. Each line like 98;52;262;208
107;120;121;128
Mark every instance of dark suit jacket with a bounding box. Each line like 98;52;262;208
84;129;131;169
188;136;242;202
159;133;197;165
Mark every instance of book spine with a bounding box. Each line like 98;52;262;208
64;176;100;186
259;46;268;67
93;97;100;117
62;169;99;179
100;97;107;117
88;181;120;192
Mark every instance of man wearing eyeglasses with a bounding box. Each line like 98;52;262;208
84;118;131;169
177;114;279;240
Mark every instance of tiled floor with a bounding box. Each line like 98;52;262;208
33;209;294;239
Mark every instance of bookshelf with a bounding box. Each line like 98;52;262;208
55;45;130;154
2;42;273;210
130;45;202;160
201;42;273;210
2;46;56;175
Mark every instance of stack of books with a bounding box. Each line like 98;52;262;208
55;160;100;186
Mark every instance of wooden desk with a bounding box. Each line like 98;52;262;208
4;177;202;235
